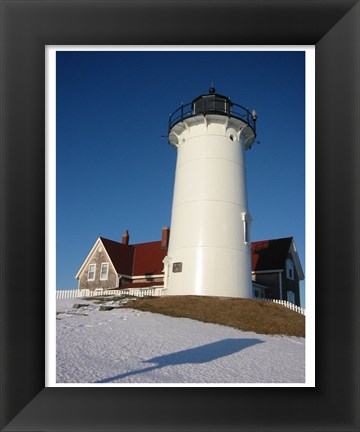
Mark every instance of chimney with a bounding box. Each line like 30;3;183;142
161;227;170;249
122;230;129;245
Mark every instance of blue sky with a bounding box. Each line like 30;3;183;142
56;50;305;303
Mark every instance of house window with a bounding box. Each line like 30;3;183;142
286;259;294;280
100;263;109;280
88;264;96;281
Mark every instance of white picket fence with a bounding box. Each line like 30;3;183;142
56;287;166;300
56;289;82;299
260;298;305;315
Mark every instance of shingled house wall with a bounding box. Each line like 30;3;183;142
78;247;118;291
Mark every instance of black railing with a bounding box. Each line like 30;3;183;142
168;102;193;130
169;98;256;133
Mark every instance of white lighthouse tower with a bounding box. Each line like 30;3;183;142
164;87;257;298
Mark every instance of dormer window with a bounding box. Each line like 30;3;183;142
88;264;96;281
286;259;294;280
100;263;109;280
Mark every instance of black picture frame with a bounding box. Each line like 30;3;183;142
1;1;359;431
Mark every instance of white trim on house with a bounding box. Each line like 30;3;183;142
252;269;284;274
118;274;164;280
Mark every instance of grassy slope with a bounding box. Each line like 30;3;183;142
122;295;305;337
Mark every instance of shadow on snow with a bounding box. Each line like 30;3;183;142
95;338;264;383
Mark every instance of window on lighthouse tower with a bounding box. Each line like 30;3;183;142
241;212;251;244
244;219;250;243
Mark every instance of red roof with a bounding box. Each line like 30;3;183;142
100;237;166;276
251;237;292;272
100;237;134;274
132;241;167;276
101;235;293;277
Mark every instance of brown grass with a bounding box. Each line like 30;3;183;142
122;295;305;337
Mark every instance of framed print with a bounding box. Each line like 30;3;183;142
1;1;359;431
50;46;310;387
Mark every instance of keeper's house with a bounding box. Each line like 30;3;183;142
75;228;304;306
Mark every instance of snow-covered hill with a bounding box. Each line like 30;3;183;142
55;298;305;385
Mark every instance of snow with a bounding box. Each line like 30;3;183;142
56;298;305;385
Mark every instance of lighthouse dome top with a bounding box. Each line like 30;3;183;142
191;87;232;116
168;88;257;147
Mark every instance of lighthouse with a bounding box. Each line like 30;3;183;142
163;87;257;298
